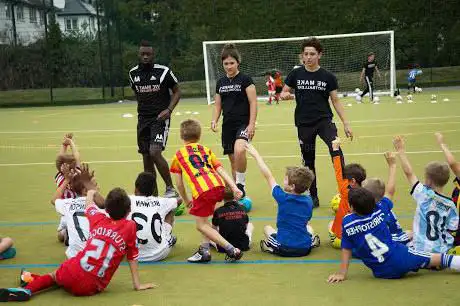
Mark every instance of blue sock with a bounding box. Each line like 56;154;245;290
0;247;16;260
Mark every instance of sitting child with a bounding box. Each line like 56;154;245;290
212;186;254;252
329;137;367;248
328;187;460;283
245;143;319;257
362;152;412;245
0;237;16;260
393;135;458;253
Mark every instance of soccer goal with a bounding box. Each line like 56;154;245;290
202;31;396;104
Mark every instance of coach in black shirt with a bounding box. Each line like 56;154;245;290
129;40;180;197
281;38;353;207
359;52;381;102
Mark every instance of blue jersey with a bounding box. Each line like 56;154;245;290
272;185;312;249
408;69;422;82
377;197;410;243
410;182;459;253
342;209;431;279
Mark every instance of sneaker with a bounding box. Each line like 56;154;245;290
260;240;274;253
236;183;246;198
0;247;16;260
311;234;321;248
187;247;211;263
164;187;179;198
0;288;31;302
312;197;320;208
19;269;34;288
225;248;243;262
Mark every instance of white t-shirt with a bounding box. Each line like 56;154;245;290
128;196;178;262
55;197;89;258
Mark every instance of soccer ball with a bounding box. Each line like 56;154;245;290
330;193;341;213
239;197;253;212
175;202;186;216
415;87;423;92
448;246;460;255
396;95;403;104
355;95;362;103
431;94;437;100
355;88;361;93
373;96;380;103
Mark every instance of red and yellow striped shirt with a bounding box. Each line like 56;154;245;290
170;143;225;199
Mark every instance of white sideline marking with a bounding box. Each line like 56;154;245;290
1;149;458;167
0;115;460;135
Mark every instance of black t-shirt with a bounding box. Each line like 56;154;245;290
215;72;254;127
212;201;249;251
363;60;377;77
129;63;178;118
285;67;338;127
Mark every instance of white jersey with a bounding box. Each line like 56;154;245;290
411;182;459;253
128;196;178;262
55;197;89;258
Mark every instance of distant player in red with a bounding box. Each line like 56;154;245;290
265;73;276;105
0;165;155;302
274;71;283;103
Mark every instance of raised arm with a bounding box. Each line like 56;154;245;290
67;135;81;167
245;84;258;140
384;152;397;199
51;164;72;205
211;94;222;133
328;248;352;283
393;136;418;186
435;132;460;178
245;143;277;190
330;91;353;140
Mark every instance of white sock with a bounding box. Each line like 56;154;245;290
442;253;460;271
236;172;246;185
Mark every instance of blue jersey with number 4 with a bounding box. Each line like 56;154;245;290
410;182;459;253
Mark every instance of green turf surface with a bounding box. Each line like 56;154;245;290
1;91;459;305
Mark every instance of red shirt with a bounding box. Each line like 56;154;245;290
74;204;138;289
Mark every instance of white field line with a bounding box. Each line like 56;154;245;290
0;115;459;135
0;129;458;150
1;149;459;167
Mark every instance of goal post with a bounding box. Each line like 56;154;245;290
203;31;396;104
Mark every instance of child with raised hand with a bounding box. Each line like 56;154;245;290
329;137;367;249
393;135;458;253
245;143;319;257
0;164;155;302
362;152;412;245
435;132;460;250
328;187;460;283
170;119;244;263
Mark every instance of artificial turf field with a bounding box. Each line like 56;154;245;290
0;90;459;305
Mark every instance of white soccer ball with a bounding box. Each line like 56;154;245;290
415;87;422;92
373;96;380;103
355;95;362;103
431;94;437;100
396;95;403;101
355;88;361;93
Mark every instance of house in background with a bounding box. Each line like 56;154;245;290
0;0;97;45
0;0;52;45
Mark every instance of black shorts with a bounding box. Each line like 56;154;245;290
266;234;311;257
221;124;249;155
275;86;283;94
137;117;170;153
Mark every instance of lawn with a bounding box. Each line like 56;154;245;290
0;91;459;305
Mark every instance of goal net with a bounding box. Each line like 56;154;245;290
202;31;395;104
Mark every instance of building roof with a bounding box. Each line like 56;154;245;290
13;0;54;9
56;0;97;16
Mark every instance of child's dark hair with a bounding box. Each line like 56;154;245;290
425;161;450;187
135;172;157;197
286;166;315;194
301;37;323;53
180;119;201;142
223;185;234;202
56;154;76;171
105;187;131;220
140;40;152;47
221;43;241;63
348;187;376;216
70;174;85;196
344;163;367;185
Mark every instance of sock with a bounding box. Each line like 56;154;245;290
235;172;246;186
24;274;55;294
441;253;460;270
224;244;235;253
200;242;210;251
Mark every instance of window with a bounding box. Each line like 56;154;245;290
39;12;45;25
65;18;79;31
72;19;78;30
5;4;11;19
16;5;24;21
29;8;37;23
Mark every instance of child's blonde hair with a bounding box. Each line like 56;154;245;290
362;178;385;202
425;161;450;187
286;166;315;194
180;119;201;142
55;153;76;171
